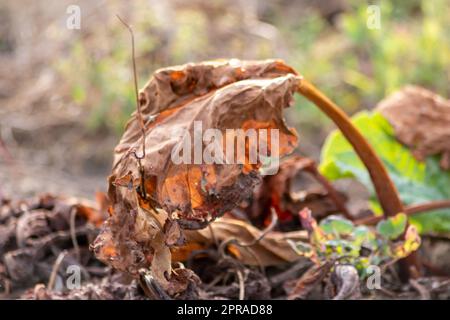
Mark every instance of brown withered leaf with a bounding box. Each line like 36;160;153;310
287;261;333;300
163;219;185;247
377;86;450;170
247;155;347;227
166;267;201;298
92;180;164;276
180;217;308;266
111;59;299;226
94;59;301;290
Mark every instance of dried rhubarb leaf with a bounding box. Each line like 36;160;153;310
93;60;300;295
165;267;201;298
150;232;172;289
377;86;450;170
163;219;185;247
181;217;308;266
92;180;164;276
111;59;299;227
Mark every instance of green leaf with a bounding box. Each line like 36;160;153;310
319;215;354;236
353;225;377;249
319;111;450;234
325;239;356;256
287;240;315;259
376;213;407;240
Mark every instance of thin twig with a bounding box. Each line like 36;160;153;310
116;15;146;157
116;14;147;200
47;250;68;291
204;273;225;290
269;260;312;286
70;207;81;262
409;279;431;300
218;208;278;256
216;209;277;275
236;269;245;300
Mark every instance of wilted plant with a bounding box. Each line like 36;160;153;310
90;12;450;297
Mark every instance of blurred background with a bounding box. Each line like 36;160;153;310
0;0;449;199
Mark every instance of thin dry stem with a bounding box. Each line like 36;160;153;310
236;269;245;300
47;250;68;290
70;207;81;262
116;15;147;199
219;208;278;254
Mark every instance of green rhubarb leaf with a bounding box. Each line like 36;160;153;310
319;111;450;234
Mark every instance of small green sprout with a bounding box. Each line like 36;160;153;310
289;208;421;277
